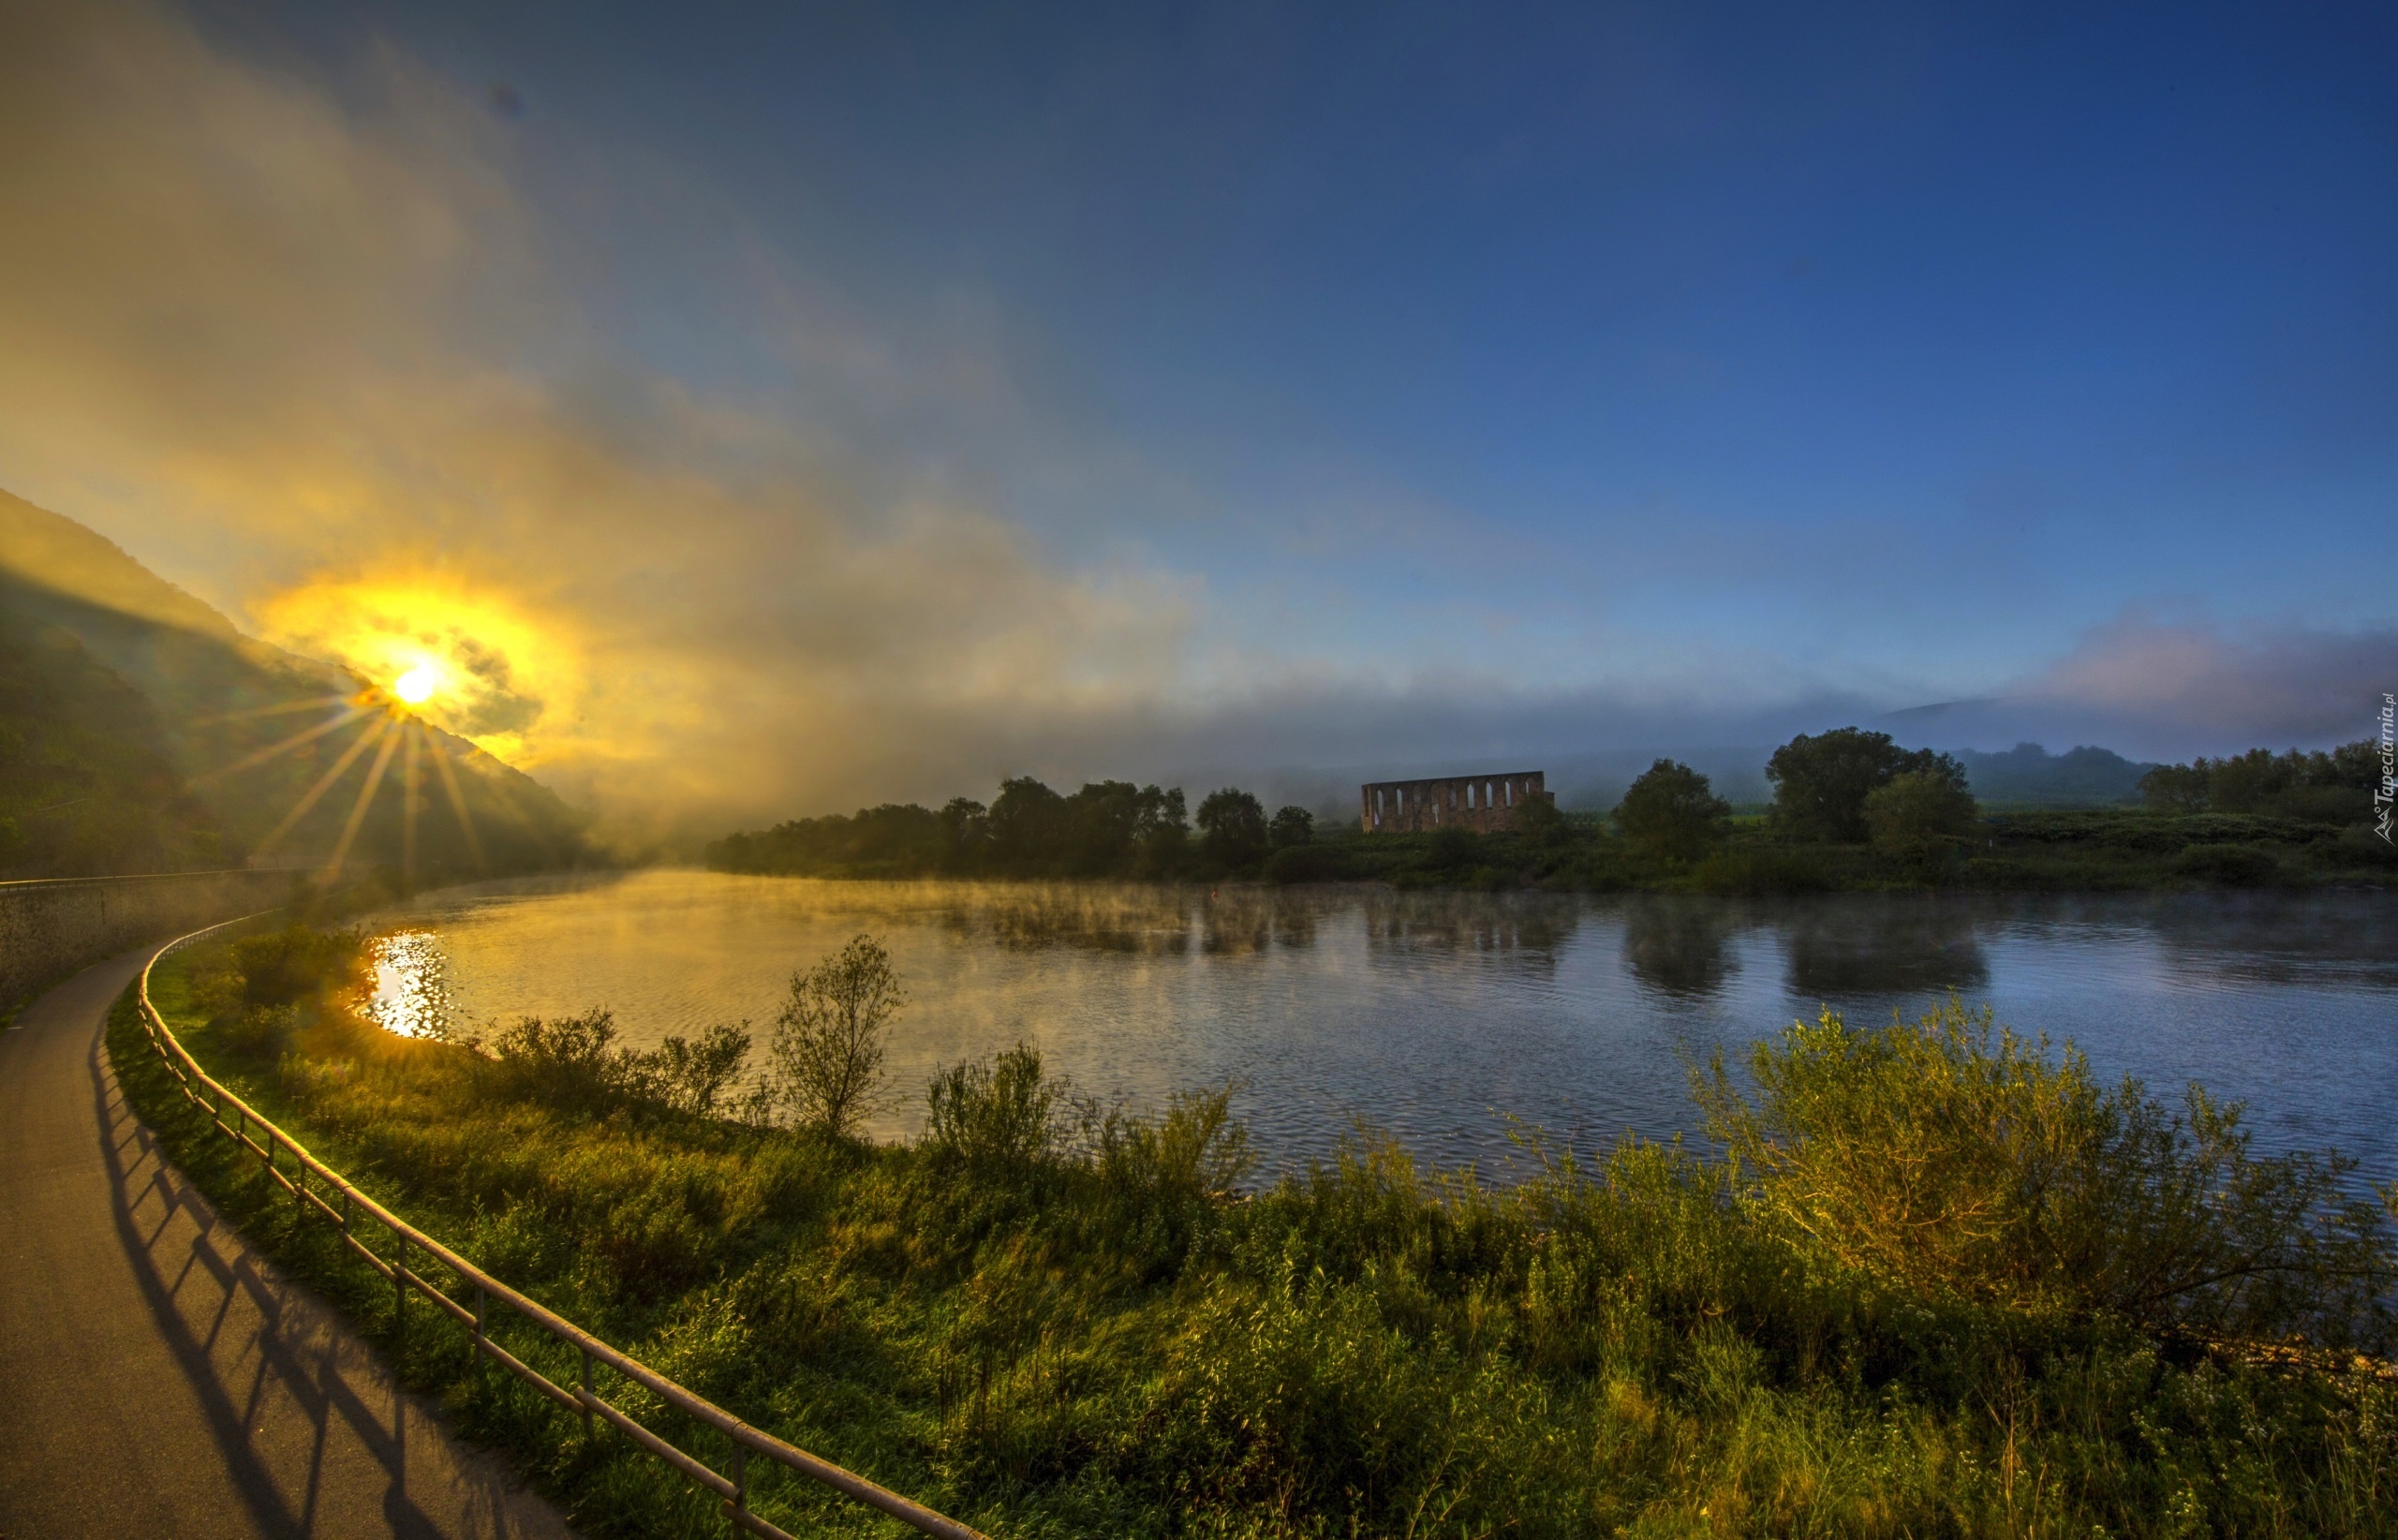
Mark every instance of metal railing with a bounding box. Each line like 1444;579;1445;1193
132;915;989;1540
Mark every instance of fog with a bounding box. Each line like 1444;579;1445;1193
1;0;2383;846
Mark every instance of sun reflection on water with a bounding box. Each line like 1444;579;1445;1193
367;930;455;1039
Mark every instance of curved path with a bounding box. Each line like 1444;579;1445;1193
0;943;575;1539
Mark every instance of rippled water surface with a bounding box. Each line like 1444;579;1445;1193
369;871;2398;1181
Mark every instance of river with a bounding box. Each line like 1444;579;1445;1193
366;870;2398;1184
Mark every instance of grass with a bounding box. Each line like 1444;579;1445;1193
111;927;2398;1538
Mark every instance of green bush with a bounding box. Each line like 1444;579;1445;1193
2175;842;2283;887
1264;842;1346;883
925;1043;1078;1178
1865;768;1979;871
485;1010;758;1120
1700;999;2397;1347
1695;844;1833;893
229;924;363;1007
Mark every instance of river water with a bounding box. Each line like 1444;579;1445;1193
366;870;2398;1183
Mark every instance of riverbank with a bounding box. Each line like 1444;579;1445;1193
1306;807;2398;894
713;808;2398;895
110;924;2398;1537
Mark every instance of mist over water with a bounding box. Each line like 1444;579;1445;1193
370;871;2398;1183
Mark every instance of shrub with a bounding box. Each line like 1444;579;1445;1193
1423;824;1479;872
1265;843;1345;884
629;1020;755;1117
220;1000;302;1057
768;933;901;1136
487;1009;629;1110
229;925;363;1007
1700;999;2398;1346
924;1043;1078;1177
1694;845;1832;894
2176;842;2282;887
1865;768;1979;870
486;1010;757;1119
1092;1084;1251;1277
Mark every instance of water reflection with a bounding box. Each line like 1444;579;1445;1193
1622;898;1738;1000
365;931;452;1039
2141;895;2398;988
1778;899;1991;998
1360;890;1578;968
367;873;2398;1186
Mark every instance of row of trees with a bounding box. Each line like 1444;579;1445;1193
2138;742;2382;821
706;777;1319;880
1606;728;1981;868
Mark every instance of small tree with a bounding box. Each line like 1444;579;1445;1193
1866;769;1978;870
1614;760;1730;864
770;933;903;1136
1196;788;1270;869
1268;805;1314;848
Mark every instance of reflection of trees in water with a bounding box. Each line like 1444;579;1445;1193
1361;890;1578;967
1621;898;1737;1000
2139;894;2398;988
1779;899;1990;998
938;882;1198;955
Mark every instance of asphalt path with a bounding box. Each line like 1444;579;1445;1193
0;943;576;1539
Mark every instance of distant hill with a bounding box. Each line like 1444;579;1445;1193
0;490;588;881
1949;743;2155;807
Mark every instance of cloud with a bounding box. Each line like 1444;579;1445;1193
0;0;2379;845
2015;615;2395;759
0;0;1206;839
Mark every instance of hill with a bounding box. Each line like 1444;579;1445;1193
1949;742;2154;807
0;491;588;881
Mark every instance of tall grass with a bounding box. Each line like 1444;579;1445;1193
111;934;2398;1538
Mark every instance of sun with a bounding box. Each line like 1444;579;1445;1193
391;663;441;704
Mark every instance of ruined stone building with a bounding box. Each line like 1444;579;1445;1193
1359;771;1548;834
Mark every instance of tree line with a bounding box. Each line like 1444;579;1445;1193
1590;728;2385;871
2135;742;2383;820
705;777;1321;880
709;728;2391;891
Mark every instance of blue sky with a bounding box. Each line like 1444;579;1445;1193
2;0;2391;820
287;1;2396;663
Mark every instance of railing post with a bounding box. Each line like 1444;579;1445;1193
732;1441;748;1524
394;1233;407;1340
580;1348;595;1442
474;1283;487;1357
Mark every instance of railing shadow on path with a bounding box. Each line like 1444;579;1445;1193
125;915;992;1540
92;981;569;1540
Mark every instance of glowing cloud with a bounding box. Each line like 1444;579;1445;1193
253;577;580;767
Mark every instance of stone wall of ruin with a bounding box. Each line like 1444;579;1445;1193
1358;771;1547;834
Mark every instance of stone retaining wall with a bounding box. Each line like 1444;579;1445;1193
1;869;301;1014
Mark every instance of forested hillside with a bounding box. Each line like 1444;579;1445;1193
0;492;588;881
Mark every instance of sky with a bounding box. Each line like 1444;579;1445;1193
0;0;2391;836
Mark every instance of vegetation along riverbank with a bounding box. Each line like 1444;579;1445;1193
114;920;2398;1537
706;729;2395;894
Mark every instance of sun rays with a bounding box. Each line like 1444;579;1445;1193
206;675;537;884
